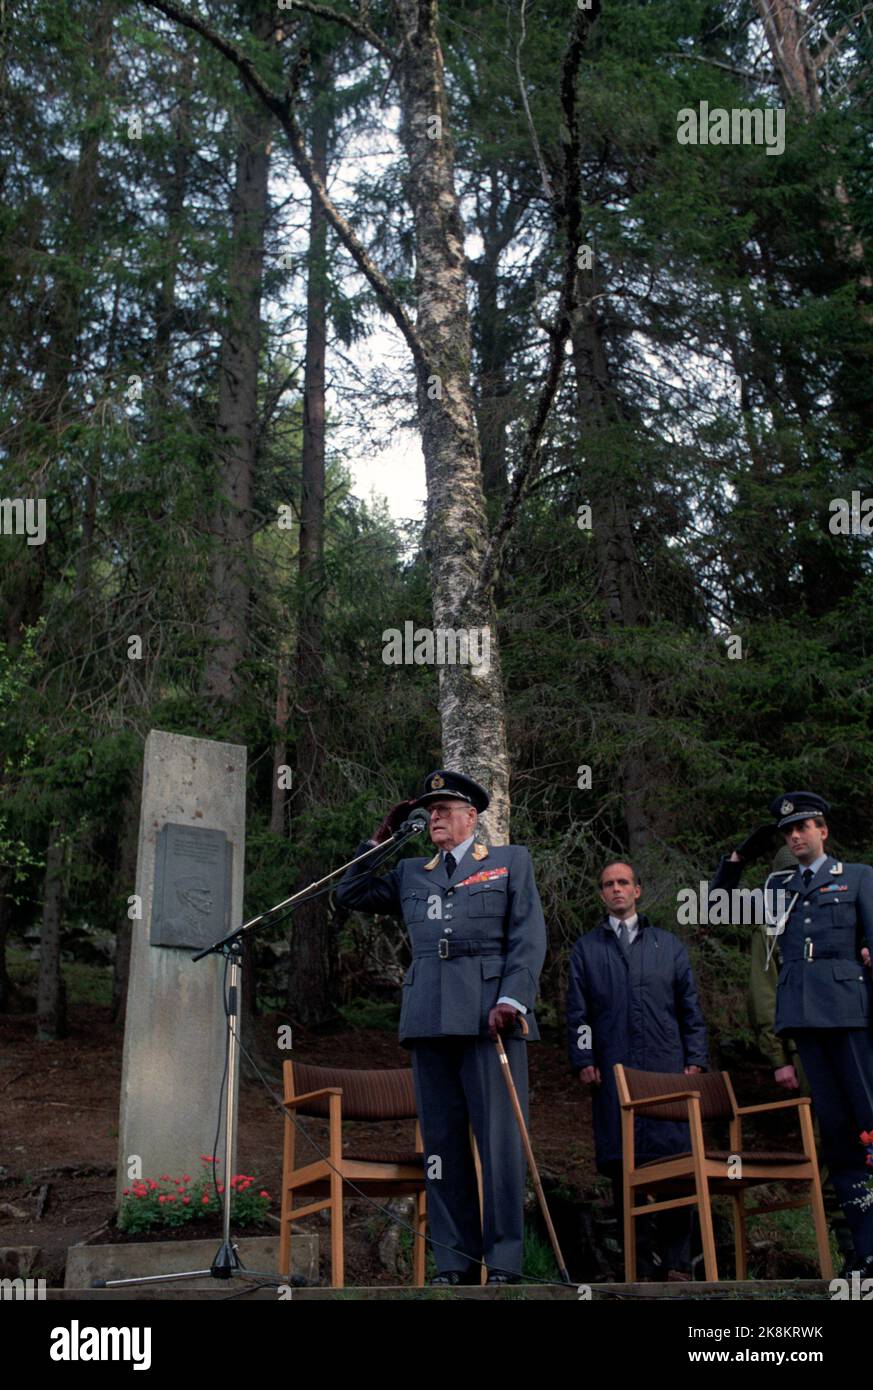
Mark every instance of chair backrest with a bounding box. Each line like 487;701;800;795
615;1065;733;1122
285;1060;417;1120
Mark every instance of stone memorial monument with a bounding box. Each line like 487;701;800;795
116;730;247;1204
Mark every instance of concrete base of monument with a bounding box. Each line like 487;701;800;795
64;1234;317;1291
49;1277;830;1300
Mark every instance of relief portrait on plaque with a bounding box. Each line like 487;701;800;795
151;823;232;950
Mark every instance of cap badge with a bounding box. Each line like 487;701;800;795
431;773;445;790
781;800;794;815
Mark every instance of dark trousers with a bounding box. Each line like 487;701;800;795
603;1164;692;1276
794;1028;873;1260
410;1036;528;1278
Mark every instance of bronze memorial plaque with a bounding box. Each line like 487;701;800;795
151;822;232;950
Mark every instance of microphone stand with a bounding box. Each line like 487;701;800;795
96;821;427;1291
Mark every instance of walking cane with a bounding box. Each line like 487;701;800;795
494;1015;571;1283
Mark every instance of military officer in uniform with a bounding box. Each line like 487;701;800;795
334;769;547;1284
767;791;873;1275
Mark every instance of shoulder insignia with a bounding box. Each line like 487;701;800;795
424;853;440;871
472;843;489;861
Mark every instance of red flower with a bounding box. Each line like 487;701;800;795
148;1180;157;1190
183;1174;191;1183
182;1197;190;1205
158;1195;166;1204
259;1190;269;1199
202;1195;210;1205
217;1183;224;1193
122;1188;130;1196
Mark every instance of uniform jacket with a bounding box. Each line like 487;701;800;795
774;856;873;1034
566;916;709;1169
335;840;547;1045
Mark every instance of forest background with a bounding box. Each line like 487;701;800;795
1;0;872;1066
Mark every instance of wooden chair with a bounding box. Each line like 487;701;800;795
614;1064;833;1282
279;1059;427;1288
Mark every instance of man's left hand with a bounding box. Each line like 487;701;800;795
488;1004;518;1040
684;1065;702;1075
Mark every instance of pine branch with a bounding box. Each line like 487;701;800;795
140;0;432;380
279;0;394;62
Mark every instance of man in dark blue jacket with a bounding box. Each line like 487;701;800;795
566;860;709;1279
335;769;547;1285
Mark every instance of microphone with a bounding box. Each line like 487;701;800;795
395;811;430;836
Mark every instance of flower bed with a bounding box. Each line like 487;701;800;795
118;1159;270;1236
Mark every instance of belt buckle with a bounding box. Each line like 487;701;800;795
438;938;450;960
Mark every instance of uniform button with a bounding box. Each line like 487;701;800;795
447;890;454;897
804;919;811;925
443;926;453;935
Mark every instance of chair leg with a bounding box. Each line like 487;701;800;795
697;1181;719;1282
624;1176;637;1282
279;1205;291;1282
731;1192;747;1280
414;1189;427;1287
329;1168;344;1288
808;1173;834;1281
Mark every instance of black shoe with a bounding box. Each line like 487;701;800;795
430;1271;463;1285
486;1272;521;1284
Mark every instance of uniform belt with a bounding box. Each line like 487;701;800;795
783;950;862;963
413;942;506;961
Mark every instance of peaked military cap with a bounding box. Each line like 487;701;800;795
769;791;830;829
413;769;490;813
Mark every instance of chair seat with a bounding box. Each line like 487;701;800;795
343;1149;424;1166
637;1149;810;1168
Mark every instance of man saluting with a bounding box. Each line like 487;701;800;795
767;792;873;1277
334;769;547;1284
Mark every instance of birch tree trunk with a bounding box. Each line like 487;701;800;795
394;0;509;843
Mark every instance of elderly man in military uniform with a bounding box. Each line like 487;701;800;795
767;792;873;1277
334;769;547;1284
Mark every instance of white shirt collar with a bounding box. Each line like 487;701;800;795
444;833;475;866
608;913;639;932
802;854;828;877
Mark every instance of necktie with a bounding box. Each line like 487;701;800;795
620;923;632;954
802;868;813;889
445;851;457;879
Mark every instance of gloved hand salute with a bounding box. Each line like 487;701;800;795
372;798;418;844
